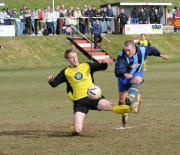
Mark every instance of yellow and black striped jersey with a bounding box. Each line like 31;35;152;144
48;62;108;101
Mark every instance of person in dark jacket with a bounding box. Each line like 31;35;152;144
93;19;102;48
118;9;128;34
138;8;147;24
149;7;156;24
114;40;169;128
106;4;114;33
131;7;139;24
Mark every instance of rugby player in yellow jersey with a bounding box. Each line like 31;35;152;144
48;48;135;136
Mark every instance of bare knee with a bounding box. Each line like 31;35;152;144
131;76;143;84
97;99;113;111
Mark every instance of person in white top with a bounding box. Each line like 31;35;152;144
46;6;53;35
52;8;60;35
73;7;82;34
0;9;8;25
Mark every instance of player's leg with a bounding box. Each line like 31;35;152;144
72;99;89;136
73;111;86;136
97;34;102;47
97;99;132;114
125;73;143;112
119;91;128;104
119;91;129;128
94;34;98;48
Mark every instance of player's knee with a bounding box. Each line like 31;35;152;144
131;77;143;84
98;99;113;110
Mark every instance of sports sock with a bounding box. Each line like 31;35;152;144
113;105;132;114
128;83;140;99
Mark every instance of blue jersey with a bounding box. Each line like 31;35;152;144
115;45;160;78
93;23;102;35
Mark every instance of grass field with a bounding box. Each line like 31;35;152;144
0;0;180;154
1;33;180;70
0;63;179;155
1;0;180;9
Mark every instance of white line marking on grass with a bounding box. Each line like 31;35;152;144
113;126;133;130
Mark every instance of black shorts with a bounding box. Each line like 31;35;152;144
73;96;104;114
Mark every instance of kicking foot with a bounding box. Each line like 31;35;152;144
133;94;142;113
125;95;135;106
125;94;142;113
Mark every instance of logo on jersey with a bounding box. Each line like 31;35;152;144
75;72;83;80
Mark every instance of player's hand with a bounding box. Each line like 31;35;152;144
124;73;133;79
48;74;54;82
160;54;169;60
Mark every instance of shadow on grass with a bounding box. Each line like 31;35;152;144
0;130;95;138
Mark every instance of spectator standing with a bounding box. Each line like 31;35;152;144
176;8;180;18
138;8;147;24
100;7;107;33
69;6;74;17
79;10;87;34
118;9;128;34
15;9;25;36
172;6;177;18
92;6;97;21
52;8;59;35
46;6;53;35
93;19;102;48
37;9;43;33
131;7;139;24
30;9;35;35
24;8;32;35
40;8;47;35
106;4;113;33
59;5;67;34
73;7;82;32
154;8;161;24
144;7;149;24
0;9;8;25
149;7;156;24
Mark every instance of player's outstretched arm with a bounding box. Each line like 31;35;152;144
48;68;66;87
146;46;169;60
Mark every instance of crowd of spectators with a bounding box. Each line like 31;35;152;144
167;6;180;18
129;7;164;24
0;4;179;36
0;4;114;36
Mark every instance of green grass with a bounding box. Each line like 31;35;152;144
102;33;180;63
1;0;180;9
0;33;180;70
0;63;179;155
0;36;88;70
